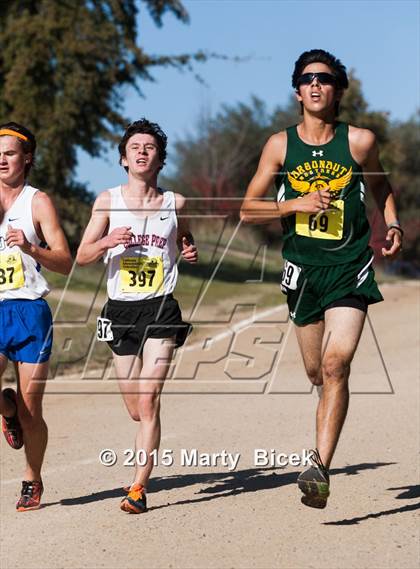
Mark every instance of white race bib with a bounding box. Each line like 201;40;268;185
281;260;301;291
97;317;114;341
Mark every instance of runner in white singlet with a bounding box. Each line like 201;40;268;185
0;122;72;512
76;119;198;514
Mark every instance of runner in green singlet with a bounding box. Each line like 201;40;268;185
240;49;402;508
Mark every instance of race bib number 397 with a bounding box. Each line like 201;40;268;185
296;199;344;240
119;256;164;293
0;252;25;291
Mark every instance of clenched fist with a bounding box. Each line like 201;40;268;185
6;225;31;253
103;226;134;249
295;190;332;214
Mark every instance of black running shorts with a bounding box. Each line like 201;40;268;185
100;294;192;356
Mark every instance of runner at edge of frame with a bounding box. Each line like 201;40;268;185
0;121;73;512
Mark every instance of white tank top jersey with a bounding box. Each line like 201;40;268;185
104;186;179;301
0;184;49;301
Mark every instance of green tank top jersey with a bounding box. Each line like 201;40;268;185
277;122;371;266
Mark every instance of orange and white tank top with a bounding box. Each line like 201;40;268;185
104;186;179;301
0;184;49;301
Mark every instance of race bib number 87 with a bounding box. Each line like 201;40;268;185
296;199;344;240
0;252;25;291
119;256;164;293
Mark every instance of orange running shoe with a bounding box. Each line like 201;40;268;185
16;480;44;512
120;484;147;514
1;388;23;450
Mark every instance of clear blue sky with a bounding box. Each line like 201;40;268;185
76;0;420;194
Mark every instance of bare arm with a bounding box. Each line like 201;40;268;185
76;191;132;266
240;132;332;224
175;193;198;264
6;192;72;275
350;127;402;258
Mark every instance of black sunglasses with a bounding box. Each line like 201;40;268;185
296;72;337;87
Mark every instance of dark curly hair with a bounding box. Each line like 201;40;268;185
118;118;167;172
292;49;349;90
0;121;36;176
292;49;348;116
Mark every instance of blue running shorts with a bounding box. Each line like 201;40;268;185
0;298;53;363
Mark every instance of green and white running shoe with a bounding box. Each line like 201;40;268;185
297;448;330;509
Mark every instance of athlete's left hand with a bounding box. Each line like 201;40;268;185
6;225;32;253
181;236;198;263
382;227;402;258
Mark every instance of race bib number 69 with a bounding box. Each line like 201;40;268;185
296;199;344;240
281;260;301;291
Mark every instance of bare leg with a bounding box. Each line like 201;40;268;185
0;355;16;417
294;320;324;386
317;307;366;468
132;337;175;486
113;337;175;487
15;361;49;481
113;354;143;421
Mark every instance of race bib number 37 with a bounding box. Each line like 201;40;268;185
0;252;25;291
119;256;164;293
296;199;344;240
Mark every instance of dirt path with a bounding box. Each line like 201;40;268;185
1;281;419;569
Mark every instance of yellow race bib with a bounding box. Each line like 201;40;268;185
119;256;164;293
0;252;25;291
296;199;344;240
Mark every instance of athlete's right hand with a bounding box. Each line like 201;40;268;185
103;227;133;249
295;190;332;213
